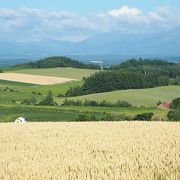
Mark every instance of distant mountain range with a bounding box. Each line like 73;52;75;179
0;30;180;66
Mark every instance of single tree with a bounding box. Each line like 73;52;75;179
39;91;56;106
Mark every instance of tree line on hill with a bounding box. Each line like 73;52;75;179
75;111;154;121
66;59;180;97
109;59;175;69
62;99;132;107
14;56;101;70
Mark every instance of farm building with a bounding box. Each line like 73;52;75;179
158;102;170;110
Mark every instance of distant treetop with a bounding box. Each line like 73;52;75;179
14;56;101;70
109;58;175;70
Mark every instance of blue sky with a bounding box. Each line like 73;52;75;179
0;0;180;13
0;0;180;42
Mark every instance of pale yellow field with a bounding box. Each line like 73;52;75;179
0;122;179;180
0;73;77;85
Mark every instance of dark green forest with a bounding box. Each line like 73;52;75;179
66;59;180;97
14;56;101;70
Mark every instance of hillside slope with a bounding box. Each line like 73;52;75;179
13;56;100;70
66;86;180;107
13;67;100;80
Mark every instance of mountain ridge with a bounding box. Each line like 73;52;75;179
0;30;180;65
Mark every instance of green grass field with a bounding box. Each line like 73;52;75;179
65;86;180;107
59;106;167;120
0;105;167;122
0;105;77;122
13;67;100;80
0;79;83;104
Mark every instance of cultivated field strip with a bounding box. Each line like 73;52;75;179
14;67;100;80
0;122;179;180
0;73;77;85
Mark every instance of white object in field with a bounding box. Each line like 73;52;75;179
15;117;27;123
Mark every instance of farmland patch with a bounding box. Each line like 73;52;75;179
0;73;77;85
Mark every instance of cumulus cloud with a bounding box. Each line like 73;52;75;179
0;6;179;42
107;6;141;17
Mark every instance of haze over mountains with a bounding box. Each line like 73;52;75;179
0;29;180;66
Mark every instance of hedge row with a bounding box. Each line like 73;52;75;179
62;99;132;107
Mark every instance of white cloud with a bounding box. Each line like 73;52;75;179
0;6;179;42
107;6;141;17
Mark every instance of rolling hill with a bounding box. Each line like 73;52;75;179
65;86;180;107
13;67;100;80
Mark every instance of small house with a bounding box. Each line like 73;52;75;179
158;102;170;110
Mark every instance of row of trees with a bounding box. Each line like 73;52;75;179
75;112;154;122
110;59;180;79
62;99;132;107
75;112;130;122
66;59;180;96
21;91;57;106
14;56;101;70
109;59;174;69
66;71;171;96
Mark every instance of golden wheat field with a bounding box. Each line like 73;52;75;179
0;122;179;180
0;73;76;85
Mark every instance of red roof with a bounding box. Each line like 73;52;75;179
158;101;170;109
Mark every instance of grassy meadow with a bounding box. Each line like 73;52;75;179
66;86;180;107
0;79;83;104
13;67;100;80
0;105;78;122
0;105;168;122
